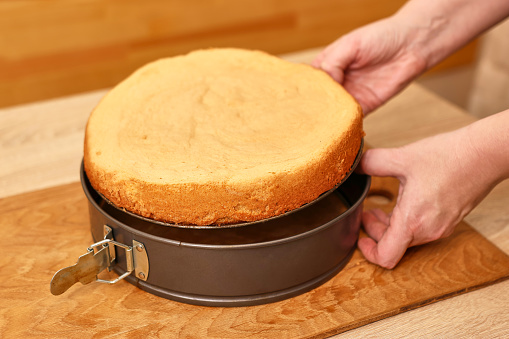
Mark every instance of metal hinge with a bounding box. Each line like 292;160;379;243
50;225;149;295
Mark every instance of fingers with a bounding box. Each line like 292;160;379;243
311;50;325;69
362;209;389;242
358;148;411;269
311;38;356;84
311;59;344;84
359;211;413;269
358;148;404;178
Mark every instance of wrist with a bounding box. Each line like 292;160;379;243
392;0;509;70
391;2;451;70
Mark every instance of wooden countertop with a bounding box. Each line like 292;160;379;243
1;48;508;338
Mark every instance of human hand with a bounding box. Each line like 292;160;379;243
311;0;509;114
357;125;504;269
311;18;427;114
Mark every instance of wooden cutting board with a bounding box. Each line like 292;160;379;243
1;176;509;338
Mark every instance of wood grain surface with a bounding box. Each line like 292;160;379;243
1;174;508;338
0;0;477;108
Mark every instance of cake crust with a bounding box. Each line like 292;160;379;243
84;48;363;225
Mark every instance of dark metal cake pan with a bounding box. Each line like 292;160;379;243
82;162;370;307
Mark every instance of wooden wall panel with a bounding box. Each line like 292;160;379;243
0;0;476;108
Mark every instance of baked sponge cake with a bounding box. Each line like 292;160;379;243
84;48;363;226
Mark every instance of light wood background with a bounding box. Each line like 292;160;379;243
1;0;477;108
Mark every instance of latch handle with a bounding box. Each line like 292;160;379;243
50;225;149;295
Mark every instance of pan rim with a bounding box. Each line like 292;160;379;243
83;168;370;250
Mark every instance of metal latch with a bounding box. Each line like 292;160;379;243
50;225;149;295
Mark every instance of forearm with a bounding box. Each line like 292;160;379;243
393;0;509;69
463;109;509;185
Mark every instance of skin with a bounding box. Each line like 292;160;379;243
312;0;509;268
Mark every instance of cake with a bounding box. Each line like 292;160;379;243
84;48;363;226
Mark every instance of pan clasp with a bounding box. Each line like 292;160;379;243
50;225;149;296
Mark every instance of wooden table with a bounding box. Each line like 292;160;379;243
1;49;508;337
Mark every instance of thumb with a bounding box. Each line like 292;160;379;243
358;148;403;178
315;38;357;84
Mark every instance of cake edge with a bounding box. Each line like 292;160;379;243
83;107;363;226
